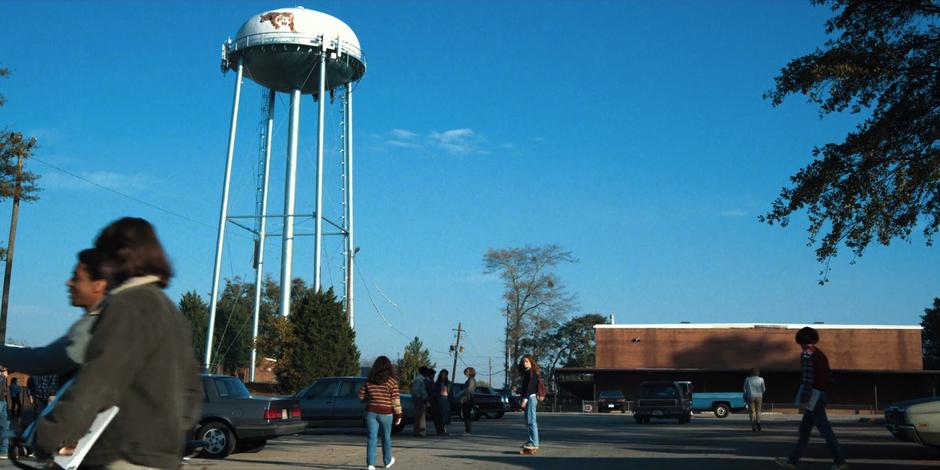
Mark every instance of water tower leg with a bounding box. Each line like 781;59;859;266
249;88;276;382
313;50;326;293
279;89;301;317
205;58;244;372
344;84;355;330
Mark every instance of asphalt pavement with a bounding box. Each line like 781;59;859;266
3;412;938;469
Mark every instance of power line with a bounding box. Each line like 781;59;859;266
31;156;214;230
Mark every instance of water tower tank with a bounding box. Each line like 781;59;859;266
223;7;366;94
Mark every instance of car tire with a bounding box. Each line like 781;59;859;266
713;403;730;418
236;439;267;454
196;422;236;459
485;411;505;419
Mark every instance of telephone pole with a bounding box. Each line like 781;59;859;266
0;151;25;342
488;356;492;387
451;322;464;376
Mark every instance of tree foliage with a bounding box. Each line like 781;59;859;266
179;290;209;363
761;0;940;281
397;337;434;389
0;68;42;261
484;245;575;387
921;298;940;369
273;287;360;394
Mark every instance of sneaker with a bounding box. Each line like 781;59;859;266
368;466;376;470
386;456;396;468
830;464;849;470
775;457;799;469
523;443;537;450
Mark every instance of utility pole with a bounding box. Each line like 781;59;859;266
451;322;464;377
0;151;25;343
488;356;492;387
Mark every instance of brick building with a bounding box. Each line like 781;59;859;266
556;323;939;409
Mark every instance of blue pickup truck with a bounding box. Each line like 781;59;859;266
691;389;748;418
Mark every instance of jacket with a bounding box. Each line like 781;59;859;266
520;368;538;397
409;374;428;401
35;276;203;469
461;377;476;404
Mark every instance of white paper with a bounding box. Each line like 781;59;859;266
53;406;119;470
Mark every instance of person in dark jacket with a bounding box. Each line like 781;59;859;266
0;368;9;456
460;367;477;433
8;378;22;420
34;217;203;470
518;354;541;450
775;327;848;470
432;369;451;436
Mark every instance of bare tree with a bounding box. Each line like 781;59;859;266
483;245;575;388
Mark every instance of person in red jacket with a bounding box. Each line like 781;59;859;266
776;327;848;470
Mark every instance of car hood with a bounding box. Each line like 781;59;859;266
886;396;940;410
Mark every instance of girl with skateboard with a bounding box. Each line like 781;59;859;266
518;355;542;454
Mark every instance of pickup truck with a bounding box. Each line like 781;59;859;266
633;381;692;424
692;392;748;418
195;374;307;459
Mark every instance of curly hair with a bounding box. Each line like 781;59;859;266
367;356;397;385
795;327;819;346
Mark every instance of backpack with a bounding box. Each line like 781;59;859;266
536;374;547;402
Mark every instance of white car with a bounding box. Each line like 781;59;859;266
885;396;940;447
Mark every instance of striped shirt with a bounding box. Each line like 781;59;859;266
358;378;402;417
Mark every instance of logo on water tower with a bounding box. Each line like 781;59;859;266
259;11;297;33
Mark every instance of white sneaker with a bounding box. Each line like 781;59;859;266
386;456;396;468
368;466;376;470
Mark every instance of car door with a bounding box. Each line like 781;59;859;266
333;378;367;425
298;379;339;423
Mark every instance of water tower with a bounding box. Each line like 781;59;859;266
203;7;366;375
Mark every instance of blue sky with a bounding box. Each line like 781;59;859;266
3;1;938;384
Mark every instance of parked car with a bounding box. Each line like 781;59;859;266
195;374;306;459
597;390;627;413
633;380;692;424
294;376;414;433
692;391;748;418
475;386;513;418
450;383;510;420
885;396;940;447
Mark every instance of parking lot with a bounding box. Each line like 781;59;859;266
176;412;940;469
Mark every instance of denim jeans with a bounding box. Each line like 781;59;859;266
0;403;7;455
365;411;393;467
788;393;846;465
524;393;539;448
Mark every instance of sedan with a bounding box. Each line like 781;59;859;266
885;396;940;447
295;376;414;433
597;389;627;413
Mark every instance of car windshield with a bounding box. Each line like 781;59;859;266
599;390;624;399
640;384;678;398
213;377;251;399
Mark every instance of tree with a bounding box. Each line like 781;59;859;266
179;290;210;362
554;313;607;369
483;245;575;387
761;1;940;282
274;287;360;393
397;337;434;389
921;298;940;369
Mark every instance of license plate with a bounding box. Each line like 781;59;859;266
652;410;663;416
608;404;614;408
282;409;288;419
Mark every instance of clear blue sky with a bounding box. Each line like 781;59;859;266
3;1;938;384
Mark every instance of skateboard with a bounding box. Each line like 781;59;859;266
519;445;538;455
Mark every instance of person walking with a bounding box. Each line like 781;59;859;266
8;378;22;421
460;367;477;434
744;368;766;431
518;355;541;452
409;366;429;437
357;356;401;470
34;217;203;470
776;326;848;470
432;370;451;436
0;368;9;459
27;375;58;418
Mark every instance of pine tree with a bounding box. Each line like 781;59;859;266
179;290;209;363
921;298;940;369
274;287;360;393
397;337;434;389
